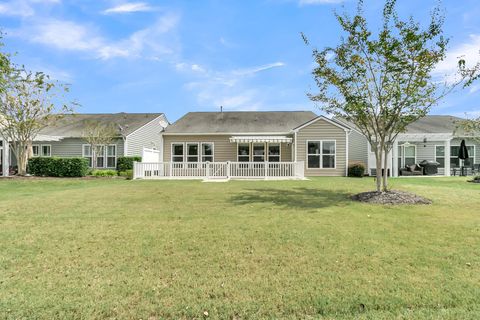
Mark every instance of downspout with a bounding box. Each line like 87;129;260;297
345;130;350;177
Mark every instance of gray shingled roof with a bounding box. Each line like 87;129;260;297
164;111;318;134
335;115;463;134
40;113;164;137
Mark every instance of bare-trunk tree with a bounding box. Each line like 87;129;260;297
81;120;118;170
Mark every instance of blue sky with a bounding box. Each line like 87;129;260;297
1;0;479;122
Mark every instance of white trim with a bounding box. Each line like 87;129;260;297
186;142;200;163
32;144;52;157
252;142;266;162
434;145;446;169
345;131;349;176
82;143;117;168
200;142;215;162
306;140;337;169
171;142;185;163
293;116;351;133
237;142;251;162
124;114;167;138
398;144;417;168
229;136;292;143
267;143;281;162
163;131;292;136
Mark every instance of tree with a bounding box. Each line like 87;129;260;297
0;69;72;175
303;0;479;192
456;115;480;143
81;120;118;169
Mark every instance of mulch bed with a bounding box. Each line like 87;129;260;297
352;190;432;205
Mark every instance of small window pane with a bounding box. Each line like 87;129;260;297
187;144;198;156
202;143;213;156
404;146;415;157
172;156;183;163
238;144;250;161
32;145;40;157
436;157;445;168
173;144;184;156
107;145;116;156
308;142;320;155
308;155;320;168
405;157;416;166
322;141;335;155
268;144;280;156
238;156;250;162
42;145;51;157
450;157;460;168
253;144;265;162
450;146;459;157
322;155;335;168
436;146;445;157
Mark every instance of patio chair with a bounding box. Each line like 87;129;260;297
473;164;480;175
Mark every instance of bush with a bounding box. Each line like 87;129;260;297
117;156;141;172
348;163;366;177
91;169;117;177
28;157;89;177
118;169;134;180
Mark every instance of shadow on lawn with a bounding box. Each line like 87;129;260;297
230;187;352;209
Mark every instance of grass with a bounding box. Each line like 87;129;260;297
0;177;479;319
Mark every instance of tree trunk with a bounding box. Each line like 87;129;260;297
374;150;382;193
16;143;28;176
382;148;389;192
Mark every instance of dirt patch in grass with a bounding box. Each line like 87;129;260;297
352;190;432;205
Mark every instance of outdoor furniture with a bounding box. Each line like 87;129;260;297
473;164;480;175
399;164;423;176
419;160;440;175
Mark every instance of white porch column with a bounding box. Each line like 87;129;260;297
392;140;398;177
3;140;9;177
444;139;451;176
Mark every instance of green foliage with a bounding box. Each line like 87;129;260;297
118;169;134;180
117;156;141;172
455;115;480;143
348;163;365;177
302;0;479;192
28;157;89;177
91;169;117;177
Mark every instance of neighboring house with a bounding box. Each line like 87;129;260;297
338;115;480;177
159;111;351;177
0;113;168;176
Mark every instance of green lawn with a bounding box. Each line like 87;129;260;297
0;177;479;319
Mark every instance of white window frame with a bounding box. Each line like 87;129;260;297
41;144;52;157
252;142;266;162
434;145;445;168
267;143;281;162
201;142;214;162
82;144;93;167
398;144;417;167
185;142;200;163
237;143;251;162
306;140;336;169
106;144;117;168
171;142;185;163
450;144;476;168
32;145;40;157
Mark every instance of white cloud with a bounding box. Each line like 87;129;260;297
102;2;156;14
0;0;60;17
233;62;285;76
11;12;180;60
435;34;480;83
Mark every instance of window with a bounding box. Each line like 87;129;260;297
201;143;214;162
307;141;336;169
451;145;475;167
404;145;416;166
268;144;280;162
322;141;336;168
96;146;105;168
253;143;265;162
32;145;40;157
186;143;199;162
83;145;92;167
238;143;250;162
172;143;184;162
435;146;445;168
106;145;116;168
42;145;51;157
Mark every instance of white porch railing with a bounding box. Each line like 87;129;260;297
133;161;305;180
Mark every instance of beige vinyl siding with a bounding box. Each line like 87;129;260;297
348;130;368;167
125;115;167;157
296;118;347;176
162;135;293;162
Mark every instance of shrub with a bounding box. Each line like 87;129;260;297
91;169;117;177
348;163;365;177
118;169;134;180
28;157;89;177
117;156;141;172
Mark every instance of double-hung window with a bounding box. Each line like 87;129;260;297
403;145;416;166
172;143;184;162
253;143;265;162
186;143;199;162
32;144;51;157
106;145;116;168
451;145;475;167
32;145;40;157
96;146;105;168
268;144;280;162
307;141;336;169
238;143;250;162
201;143;214;162
83;145;93;167
435;146;445;168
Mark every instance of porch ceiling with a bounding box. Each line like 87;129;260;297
229;136;293;143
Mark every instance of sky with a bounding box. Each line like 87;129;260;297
1;0;479;122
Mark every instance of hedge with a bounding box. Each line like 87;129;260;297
91;169;117;177
28;157;89;177
117;156;141;172
348;163;366;178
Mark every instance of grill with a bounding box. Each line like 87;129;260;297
419;160;440;175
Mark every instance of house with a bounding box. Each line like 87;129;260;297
338;115;480;177
0;113;168;176
134;111;352;179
